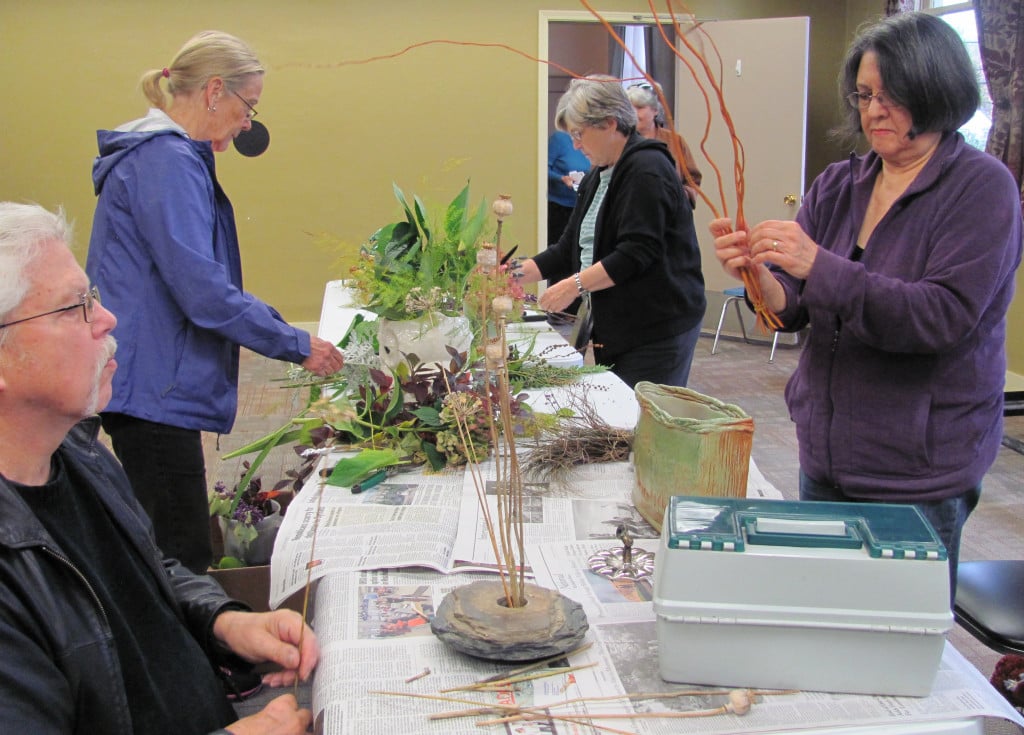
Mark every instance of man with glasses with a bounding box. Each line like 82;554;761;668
0;201;316;734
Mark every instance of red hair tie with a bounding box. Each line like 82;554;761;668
161;68;170;78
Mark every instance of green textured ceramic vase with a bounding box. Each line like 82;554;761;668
632;382;754;532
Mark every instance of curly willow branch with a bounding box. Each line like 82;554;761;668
277;3;781;332
581;0;781;332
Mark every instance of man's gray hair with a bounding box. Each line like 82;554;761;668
0;202;72;337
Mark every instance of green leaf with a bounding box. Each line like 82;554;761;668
216;556;246;569
326;448;404;487
411;406;443;426
460;198;489;253
421;440;447;471
412;194;431;247
338;313;368;350
443;181;471;241
393;183;416;227
221;419;297;516
209;494;235;518
221;418;323;460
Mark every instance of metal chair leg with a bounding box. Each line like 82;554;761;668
712;297;739;354
732;299;749;343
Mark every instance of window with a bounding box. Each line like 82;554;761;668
924;1;992;150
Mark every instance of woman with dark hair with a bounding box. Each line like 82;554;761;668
710;11;1022;598
518;75;706;388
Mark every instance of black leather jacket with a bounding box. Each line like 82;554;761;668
0;417;242;733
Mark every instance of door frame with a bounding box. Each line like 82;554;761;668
538;10;686;254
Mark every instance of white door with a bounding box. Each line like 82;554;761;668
673;16;809;294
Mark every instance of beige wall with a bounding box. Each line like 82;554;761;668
1;0;1020;375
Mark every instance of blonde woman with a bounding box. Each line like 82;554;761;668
87;31;344;574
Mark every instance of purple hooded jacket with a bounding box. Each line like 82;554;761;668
775;132;1021;501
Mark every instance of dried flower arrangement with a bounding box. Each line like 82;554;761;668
427;197;589;661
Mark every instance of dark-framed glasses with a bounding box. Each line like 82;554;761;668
0;286;101;329
229;88;258;120
846;90;897;110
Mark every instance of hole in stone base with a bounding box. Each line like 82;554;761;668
497;596;529;609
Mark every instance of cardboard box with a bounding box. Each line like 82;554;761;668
653;496;952;697
208;565;308;615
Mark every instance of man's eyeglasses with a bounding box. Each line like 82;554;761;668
229;89;258;120
0;286;101;330
569;128;585;142
846;90;897;110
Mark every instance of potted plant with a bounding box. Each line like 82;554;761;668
217;185;601;489
346;182;490;370
348;181;489;321
208;467;287;568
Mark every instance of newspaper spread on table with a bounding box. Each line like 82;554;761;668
294;288;1024;733
308;557;1024;735
268;453;780;608
271;457;1024;734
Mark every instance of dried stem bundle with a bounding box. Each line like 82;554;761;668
521;385;634;482
446;198;529;608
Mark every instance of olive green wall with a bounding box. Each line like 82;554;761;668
2;0;1020;376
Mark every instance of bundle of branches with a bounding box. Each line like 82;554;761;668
521;385;633;482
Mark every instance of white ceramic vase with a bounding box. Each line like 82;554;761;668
377;313;473;372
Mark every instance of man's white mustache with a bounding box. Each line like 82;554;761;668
102;337;118;364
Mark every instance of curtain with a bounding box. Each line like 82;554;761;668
976;0;1024;206
609;26;625;80
647;25;677;117
611;25;648;85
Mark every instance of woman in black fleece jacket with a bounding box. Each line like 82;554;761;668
519;75;705;387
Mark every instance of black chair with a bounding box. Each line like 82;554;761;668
953;560;1024;655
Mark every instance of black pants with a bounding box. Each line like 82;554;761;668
548;201;574;245
101;412;212;573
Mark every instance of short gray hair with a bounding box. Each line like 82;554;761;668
625;82;665;125
556;75;638;136
0;202;72;337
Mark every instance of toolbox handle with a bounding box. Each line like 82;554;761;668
742;513;865;549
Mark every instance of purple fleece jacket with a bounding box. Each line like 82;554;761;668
775;132;1021;501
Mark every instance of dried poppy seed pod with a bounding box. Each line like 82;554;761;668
726;689;753;716
491;194;513;220
491;295;514;316
476;242;497;273
484;340;505;368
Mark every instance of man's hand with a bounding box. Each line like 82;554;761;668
224;693;312;735
213;610;319;687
